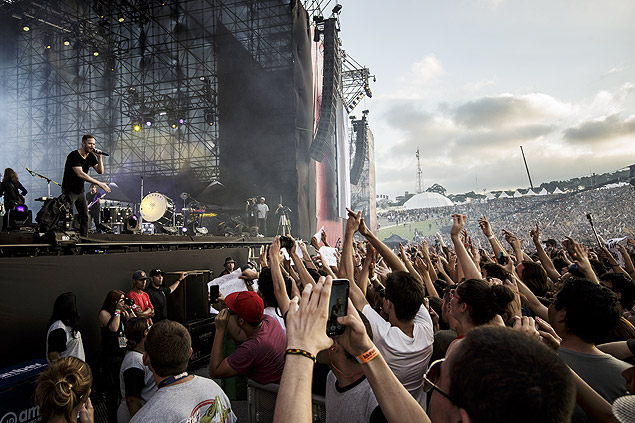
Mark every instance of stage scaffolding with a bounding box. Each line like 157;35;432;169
0;0;298;204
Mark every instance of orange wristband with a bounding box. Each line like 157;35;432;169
356;346;379;364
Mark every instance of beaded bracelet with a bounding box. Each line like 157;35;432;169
285;348;316;363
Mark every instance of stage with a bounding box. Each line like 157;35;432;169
0;231;271;368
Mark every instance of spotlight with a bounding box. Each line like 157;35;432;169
93;50;100;56
144;114;154;127
178;118;184;124
63;39;71;46
332;4;342;14
205;109;215;126
22;24;30;32
133;124;141;132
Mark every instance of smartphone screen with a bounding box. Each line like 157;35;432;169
327;279;349;337
209;285;220;303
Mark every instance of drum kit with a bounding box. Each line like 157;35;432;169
140;192;211;235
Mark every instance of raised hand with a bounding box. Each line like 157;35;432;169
477;215;493;238
451;214;468;238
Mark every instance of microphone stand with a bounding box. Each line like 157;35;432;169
25;167;61;199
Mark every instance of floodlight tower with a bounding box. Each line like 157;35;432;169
416;149;423;194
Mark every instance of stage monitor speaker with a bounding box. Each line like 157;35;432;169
167;270;212;322
186;317;215;370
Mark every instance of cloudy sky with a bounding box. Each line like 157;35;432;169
337;0;635;198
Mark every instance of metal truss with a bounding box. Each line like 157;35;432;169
341;52;373;113
0;0;301;203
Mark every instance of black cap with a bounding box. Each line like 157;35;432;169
149;269;165;277
224;257;235;265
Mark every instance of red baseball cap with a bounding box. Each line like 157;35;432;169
225;291;264;323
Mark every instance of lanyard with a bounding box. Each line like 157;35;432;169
158;372;189;389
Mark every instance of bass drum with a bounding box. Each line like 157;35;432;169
140;193;175;226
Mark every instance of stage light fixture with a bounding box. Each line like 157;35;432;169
63;39;71;46
118;16;125;22
205;109;215;126
93;50;100;56
132;118;142;132
22;24;30;31
332;4;342;14
313;29;322;42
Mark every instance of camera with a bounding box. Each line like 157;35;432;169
122;297;135;307
280;235;294;250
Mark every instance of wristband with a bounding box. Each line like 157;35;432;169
285;348;316;363
487;235;495;240
114;311;121;317
356;346;379;364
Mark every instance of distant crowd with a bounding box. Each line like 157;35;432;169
380;185;635;246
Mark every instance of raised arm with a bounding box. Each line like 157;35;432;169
274;278;334;423
336;301;430;423
478;215;503;258
270;237;292;316
288;236;316;288
563;237;599;284
530;224;561;283
349;208;407;273
341;209;369;310
450;214;481;280
616;243;635;279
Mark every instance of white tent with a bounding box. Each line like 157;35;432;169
513;190;523;198
552;187;565;194
485;192;497;201
403;192;454;209
498;191;511;198
537;188;549;196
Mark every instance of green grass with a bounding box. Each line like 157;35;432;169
376;218;445;242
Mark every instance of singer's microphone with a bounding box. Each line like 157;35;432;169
95;149;110;156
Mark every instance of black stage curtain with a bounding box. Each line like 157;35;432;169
0;248;248;368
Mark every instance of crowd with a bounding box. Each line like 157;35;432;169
35;204;635;423
379;185;635;246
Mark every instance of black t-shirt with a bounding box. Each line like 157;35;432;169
62;150;98;194
146;285;171;322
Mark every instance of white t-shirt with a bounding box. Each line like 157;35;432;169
129;375;236;423
46;320;85;363
361;304;434;409
263;306;286;333
117;350;157;423
256;203;269;218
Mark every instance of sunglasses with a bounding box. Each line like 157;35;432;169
449;288;463;302
423;359;453;403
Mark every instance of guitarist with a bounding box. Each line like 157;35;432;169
0;168;28;230
85;183;102;232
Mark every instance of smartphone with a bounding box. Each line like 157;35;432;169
209;285;220;303
497;251;507;265
280;235;294;250
327;279;349;337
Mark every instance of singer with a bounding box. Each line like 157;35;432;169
62;134;111;236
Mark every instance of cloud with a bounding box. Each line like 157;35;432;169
453;93;571;129
563;113;635;143
464;79;496;93
393;55;445;98
372;86;635;197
